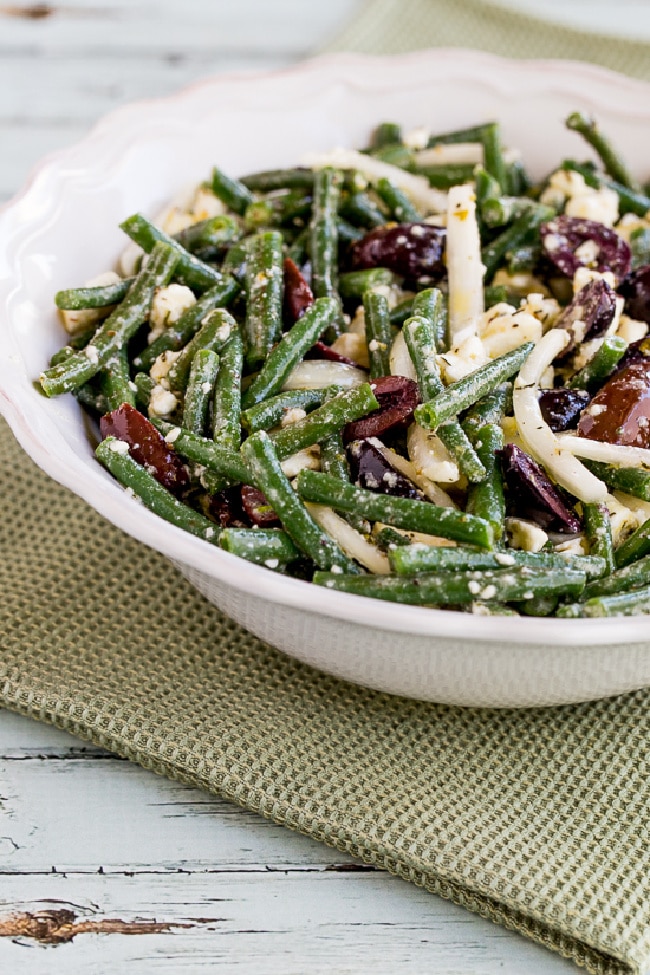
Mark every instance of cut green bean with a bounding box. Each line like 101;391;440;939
310;168;340;300
389;297;415;327
363;291;392;378
74;383;109;415
241;297;340;409
133;371;155;410
183;349;220;436
427;122;493;147
581;459;650;502
615;518;650;568
583;502;615;576
481;122;508;193
97;437;220;543
415;163;477;189
482;196;535;228
244;230;284;368
241;388;326;434
465;422;505;540
55;278;132;310
558;586;650;618
297;470;494;549
313;565;585;606
212;329;243;451
568;336;627;390
219;527;300;567
412;288;448;353
481;206;554;282
240;168;314;192
565;112;639;192
340;191;386;228
211;166;255;215
415;342;534;430
371;122;403;149
268;383;378;460
40;241;178;397
173;215;239;259
240;432;356;572
119;213;223;292
582;553;650;600
167;308;236;394
389;543;605;578
99;349;136;412
134;278;240;371
150;421;249;484
338;268;394;300
375;177;421;222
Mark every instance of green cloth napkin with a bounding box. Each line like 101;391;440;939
2;411;650;974
327;0;650;81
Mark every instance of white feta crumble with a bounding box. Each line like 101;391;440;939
84;344;99;364
264;559;280;569
149;384;178;417
205;527;215;540
506;517;548;553
494;552;516;566
148;284;196;343
280;407;307;428
108;439;130;454
164;427;182;444
150;349;181;383
201;381;213;394
468;580;482;595
330;564;344;575
480;585;497;600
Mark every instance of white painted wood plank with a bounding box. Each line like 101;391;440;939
0;871;580;975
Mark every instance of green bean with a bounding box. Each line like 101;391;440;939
482;196;535;228
481;206;554;282
74;383;109;415
582;553;650;601
461;383;511;438
173;215;239;259
507;245;538;274
615;518;650;568
506;159;530;196
219;527;300;567
133;371;155;410
372;525;411;551
119;213;223;292
481;122;508;193
55;278;132;310
310;168;340;300
583;502;615;576
363;291;392;378
297;470;494;549
240;432;356;572
340;191;386;228
336;218;363;244
338;268;394;300
99;349;136;412
558;586;650;618
167;308;236;395
96;437;220;543
630;227;650;269
389;297;416;327
371;122;403;149
475;167;501;211
183;349;220;436
212;329;243;451
241;388;326;434
415;341;534;430
465;422;505;540
375;177;421;222
389;543;605;578
412;287;447;353
416;163;477;189
241;297;340;409
427;123;493;147
581;459;650;502
244;230;284;368
268;383;378;461
211;166;255;215
40;241;178;397
150;421;249;484
403;313;486;482
49;344;77;369
221;240;249;281
133;278;240;371
568;336;627;390
368;144;414;168
313;564;585;606
565;112;639;192
240;168;314;192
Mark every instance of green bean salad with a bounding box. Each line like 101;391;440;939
39;115;650;618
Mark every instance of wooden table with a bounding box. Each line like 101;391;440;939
0;3;579;970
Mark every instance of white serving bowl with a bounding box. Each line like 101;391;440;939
3;48;650;708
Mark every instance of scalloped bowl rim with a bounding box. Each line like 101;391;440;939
2;48;650;650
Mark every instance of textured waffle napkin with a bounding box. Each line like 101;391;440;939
326;0;650;81
2;412;650;975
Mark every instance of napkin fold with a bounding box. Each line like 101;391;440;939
326;0;650;81
2;415;650;975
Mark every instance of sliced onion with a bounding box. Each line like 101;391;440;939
281;360;367;390
305;503;390;574
446;183;484;342
558;435;650;470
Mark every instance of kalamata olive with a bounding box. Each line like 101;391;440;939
305;340;361;368
349;223;446;282
577;359;650;447
618;265;650;323
538;388;591;431
240;485;280;526
540;215;631;279
499;443;581;533
209;486;248;528
99;403;188;494
343;375;420;441
553;278;617;350
347;438;423;500
283;256;313;324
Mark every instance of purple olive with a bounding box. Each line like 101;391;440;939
349;223;446;282
618;265;650;323
577;359;650;447
99;403;188;494
343;375;420;442
540;215;631;279
240;485;281;526
209;487;248;528
538;389;591;431
304;340;361;368
553;278;617;350
347;439;423;500
499;443;581;533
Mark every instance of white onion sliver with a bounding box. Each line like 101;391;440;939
281;360;367;390
515;328;570;388
415;143;483;166
374;442;457;508
388;329;417;380
446;184;484;342
558;435;650;470
305;503;390;575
